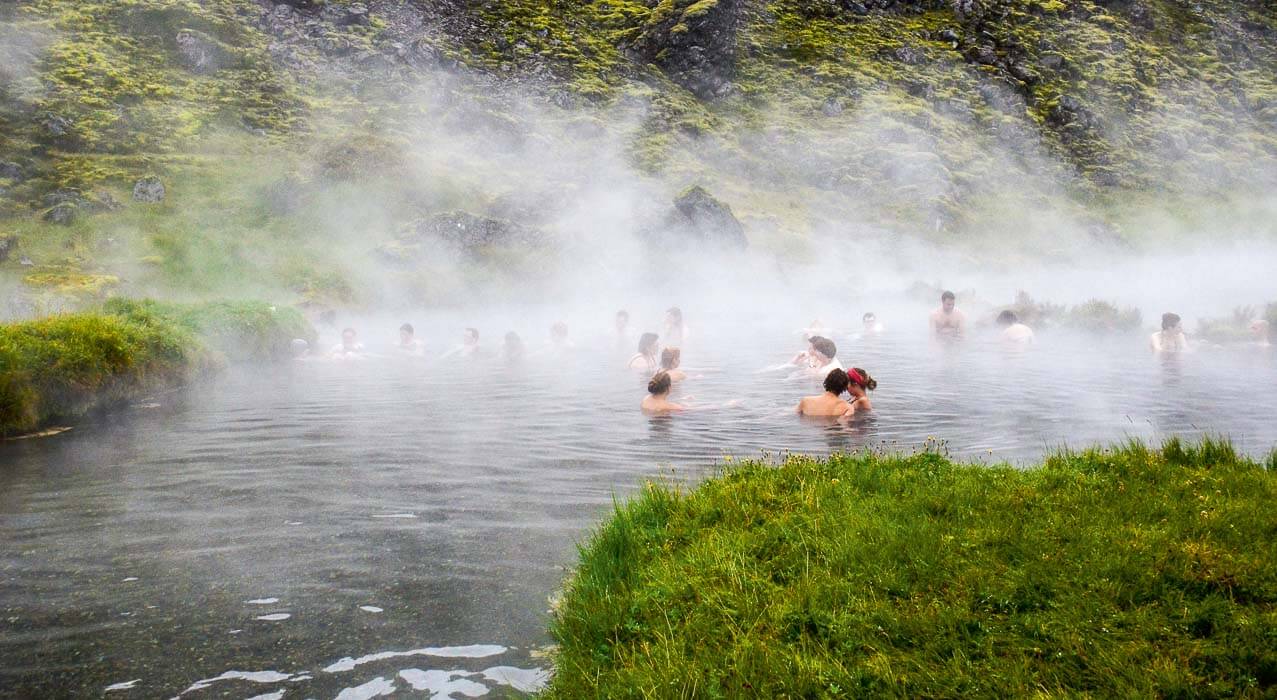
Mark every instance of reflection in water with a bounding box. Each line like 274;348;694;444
1;308;1275;696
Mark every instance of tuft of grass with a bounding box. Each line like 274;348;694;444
547;440;1277;698
0;297;314;436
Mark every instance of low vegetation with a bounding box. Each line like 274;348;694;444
548;439;1277;697
0;298;312;436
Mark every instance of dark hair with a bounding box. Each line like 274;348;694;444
616;309;629;319
660;347;681;370
941;290;956;302
824;368;850;394
850;367;878;391
638;332;659;355
1161;312;1181;330
666;307;682;323
863;312;876;321
809;336;836;359
465;327;479;340
342;327;356;336
648;371;672;395
400;323;414;334
504;331;523;355
996;310;1018;326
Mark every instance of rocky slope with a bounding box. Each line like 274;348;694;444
1;0;1274;310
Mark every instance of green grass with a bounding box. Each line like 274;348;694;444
547;439;1277;698
0;298;313;436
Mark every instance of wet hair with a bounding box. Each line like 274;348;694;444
465;327;479;340
616;309;629;320
941;291;956;302
638;332;660;355
666;307;683;323
341;327;356;337
863;312;876;322
809;336;836;359
399;323;414;335
660;347;681;370
996;310;1018;326
1161;312;1181;330
824;368;850;394
849;367;878;391
648;370;672;395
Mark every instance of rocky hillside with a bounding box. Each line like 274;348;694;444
1;0;1274;310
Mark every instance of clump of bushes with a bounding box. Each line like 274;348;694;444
1064;298;1142;333
1;299;314;436
1197;305;1261;344
548;439;1277;697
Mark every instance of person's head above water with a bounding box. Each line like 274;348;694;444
341;327;357;346
996;310;1019;326
941;291;956;313
824;368;850;395
648;370;672;396
848;367;877;391
809;336;837;362
665;307;683;325
1161;312;1182;332
504;331;523;355
551;321;568;340
863;312;876;326
399;323;414;342
1251;318;1271;340
660;347;681;370
638;332;660;357
615;310;629;330
464;327;479;345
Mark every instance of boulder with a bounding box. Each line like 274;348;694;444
175;29;230;74
0;162;25;182
37;112;75;145
133;177;166;203
652;186;748;250
636;0;743;100
380;211;545;260
339;3;371;26
0;236;15;263
42;202;78;225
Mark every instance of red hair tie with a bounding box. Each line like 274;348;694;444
848;369;865;387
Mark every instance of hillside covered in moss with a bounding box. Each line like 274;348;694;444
1;0;1275;311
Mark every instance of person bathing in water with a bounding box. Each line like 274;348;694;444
331;327;365;357
1150;312;1189;354
845;367;877;412
796;368;853;417
503;331;525;361
794;336;841;379
397;323;423;355
659;347;687;382
664;307;688;348
614;310;632;346
930;291;966;341
442;327;481;358
996;310;1035;345
549;321;574;350
641;371;685;414
628;332;660;371
862;312;884;335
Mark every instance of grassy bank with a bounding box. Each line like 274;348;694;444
0;299;312;437
548;440;1277;697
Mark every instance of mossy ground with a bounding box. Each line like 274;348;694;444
0;298;313;436
548;439;1277;697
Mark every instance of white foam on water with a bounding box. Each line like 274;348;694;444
370;513;417;519
324;645;507;673
359;606;383;613
104;679;140;692
482;666;550;693
246;597;280;604
334;676;397;700
175;670;294;696
397;669;488;698
255;613;291;621
245;692;285;700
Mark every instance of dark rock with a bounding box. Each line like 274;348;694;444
339;3;371;26
1040;53;1065;69
636;0;743;100
38;112;75;144
653;186;748;250
20;255;34;266
0;162;25;182
938;28;960;43
848;1;870;14
133;176;167;203
263;175;306;215
968;44;998;64
894;46;923;64
381;211;545;260
821;98;844;116
43;188;87;208
0;236;15;263
175;29;230;74
1008;61;1039;84
42;202;78;225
